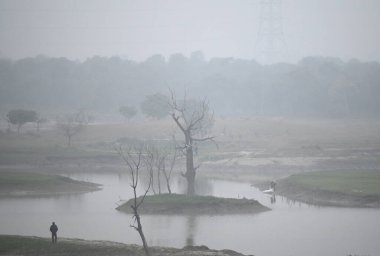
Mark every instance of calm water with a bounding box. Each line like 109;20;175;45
0;172;379;256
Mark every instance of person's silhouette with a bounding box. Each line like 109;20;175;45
50;222;58;243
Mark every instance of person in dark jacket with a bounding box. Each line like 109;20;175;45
50;222;58;243
270;181;276;192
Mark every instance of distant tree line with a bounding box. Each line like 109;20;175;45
1;54;380;118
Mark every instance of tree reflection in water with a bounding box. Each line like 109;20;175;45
185;215;197;246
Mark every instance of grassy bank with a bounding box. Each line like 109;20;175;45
0;170;101;197
117;193;270;215
0;235;142;256
278;170;380;207
0;235;246;256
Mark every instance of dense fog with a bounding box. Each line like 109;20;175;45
1;1;380;256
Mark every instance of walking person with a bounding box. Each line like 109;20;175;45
270;181;276;192
50;222;58;243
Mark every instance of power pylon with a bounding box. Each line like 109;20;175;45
255;0;286;64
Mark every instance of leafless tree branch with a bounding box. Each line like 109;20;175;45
115;142;151;256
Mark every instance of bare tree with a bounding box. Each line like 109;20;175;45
116;144;151;256
144;140;179;195
169;91;215;195
156;153;162;195
144;145;157;195
161;138;179;194
56;110;90;146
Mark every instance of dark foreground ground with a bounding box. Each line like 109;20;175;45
0;235;248;256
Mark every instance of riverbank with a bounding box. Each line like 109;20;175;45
277;170;380;208
117;194;270;215
0;235;248;256
0;170;101;197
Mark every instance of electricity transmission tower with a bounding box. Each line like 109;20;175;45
255;0;286;64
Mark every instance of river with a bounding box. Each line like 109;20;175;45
0;172;379;256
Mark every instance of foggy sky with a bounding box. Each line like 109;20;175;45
1;0;380;63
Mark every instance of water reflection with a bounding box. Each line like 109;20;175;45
185;215;197;246
1;172;380;256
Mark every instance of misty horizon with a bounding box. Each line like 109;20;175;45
1;0;380;63
1;54;379;119
1;52;379;66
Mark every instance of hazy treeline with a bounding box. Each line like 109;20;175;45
1;53;380;118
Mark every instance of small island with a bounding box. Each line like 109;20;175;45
116;193;270;215
0;170;101;197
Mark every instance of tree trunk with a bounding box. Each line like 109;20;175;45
185;134;196;195
135;213;150;256
150;170;156;195
166;182;172;194
157;168;161;194
162;162;172;194
164;170;172;194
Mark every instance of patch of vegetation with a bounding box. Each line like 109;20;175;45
0;235;143;256
283;170;380;196
278;170;380;207
0;235;247;256
0;170;101;197
117;193;270;215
